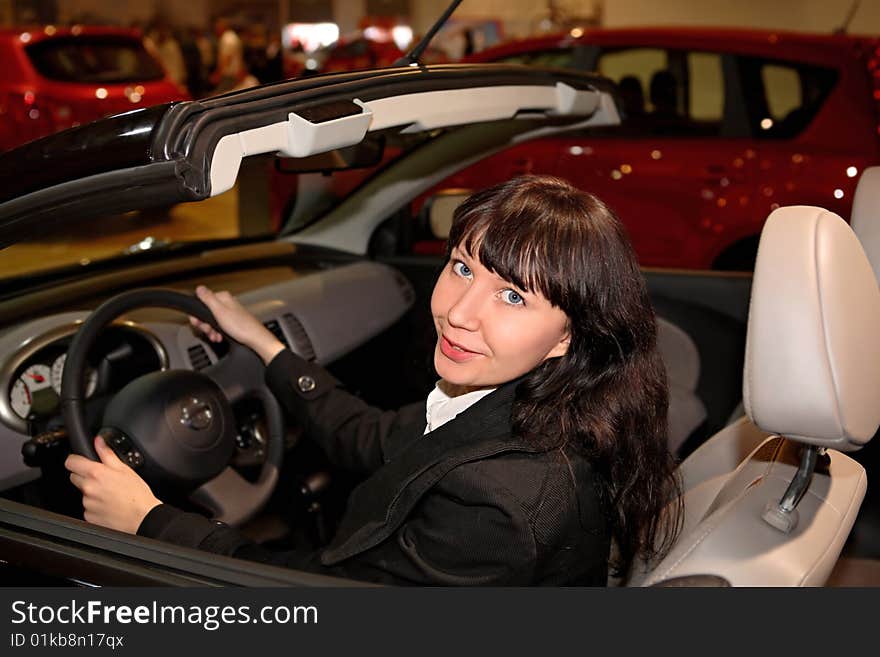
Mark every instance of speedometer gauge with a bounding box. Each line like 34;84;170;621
10;379;31;418
51;354;97;398
15;364;56;417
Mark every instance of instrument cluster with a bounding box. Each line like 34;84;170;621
9;351;98;420
2;323;166;433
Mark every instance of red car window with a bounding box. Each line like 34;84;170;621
737;56;838;139
25;36;166;83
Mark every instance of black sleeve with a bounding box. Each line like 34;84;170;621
138;484;537;586
264;349;423;474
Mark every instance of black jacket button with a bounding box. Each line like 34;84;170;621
297;375;316;392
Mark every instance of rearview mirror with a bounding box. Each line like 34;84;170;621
275;136;385;174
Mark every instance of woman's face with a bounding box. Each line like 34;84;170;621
430;245;570;391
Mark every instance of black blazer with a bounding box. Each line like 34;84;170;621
139;349;610;585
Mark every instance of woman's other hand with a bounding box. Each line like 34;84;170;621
190;285;285;364
65;436;162;534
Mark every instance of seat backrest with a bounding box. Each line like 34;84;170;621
649;70;677;116
631;205;880;586
618;74;645;118
656;316;706;453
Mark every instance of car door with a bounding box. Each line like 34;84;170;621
0;497;365;586
729;53;875;233
552;46;761;269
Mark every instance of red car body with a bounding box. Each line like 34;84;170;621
436;27;880;269
0;26;189;153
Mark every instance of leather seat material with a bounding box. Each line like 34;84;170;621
657;316;707;453
652;294;745;440
667;383;707;454
701;437;791;519
678;415;769;494
626;433;778;586
676;436;783;550
744;206;880;451
657;316;700;391
636;444;866;587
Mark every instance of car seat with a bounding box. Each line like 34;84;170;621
677;166;880;496
629;205;880;586
685;167;880;486
648;70;677;118
617;75;645;120
656;316;706;453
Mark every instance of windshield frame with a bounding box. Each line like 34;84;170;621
0;65;619;284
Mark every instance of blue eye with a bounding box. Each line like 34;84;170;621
502;290;525;306
452;261;473;278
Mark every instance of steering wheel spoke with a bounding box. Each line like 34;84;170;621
190;465;279;526
202;342;264;404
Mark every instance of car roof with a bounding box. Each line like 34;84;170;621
0;25;145;45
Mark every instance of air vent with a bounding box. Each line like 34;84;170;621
283;312;316;361
187;344;211;371
263;319;290;350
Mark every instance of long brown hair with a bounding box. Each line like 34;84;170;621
447;175;682;577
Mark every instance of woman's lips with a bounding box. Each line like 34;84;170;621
439;335;482;363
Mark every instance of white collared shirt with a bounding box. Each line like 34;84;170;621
424;382;497;434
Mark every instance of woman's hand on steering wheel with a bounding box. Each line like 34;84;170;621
65;435;162;534
190;286;285;364
62;287;286;526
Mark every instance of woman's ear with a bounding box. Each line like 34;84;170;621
547;333;570;359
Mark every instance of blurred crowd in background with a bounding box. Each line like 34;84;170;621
131;13;513;99
141;16;283;99
137;12;514;99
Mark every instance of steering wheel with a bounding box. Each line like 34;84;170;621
60;288;285;526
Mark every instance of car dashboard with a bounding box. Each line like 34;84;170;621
0;260;415;492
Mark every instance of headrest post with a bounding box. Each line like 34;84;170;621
761;443;820;534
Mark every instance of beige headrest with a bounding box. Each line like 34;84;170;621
850;166;880;282
743;206;880;451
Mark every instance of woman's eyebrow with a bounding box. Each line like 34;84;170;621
451;249;530;295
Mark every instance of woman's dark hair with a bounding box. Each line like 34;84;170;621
447;175;682;578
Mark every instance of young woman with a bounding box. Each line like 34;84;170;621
65;175;682;586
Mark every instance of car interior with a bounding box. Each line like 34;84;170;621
1;73;879;586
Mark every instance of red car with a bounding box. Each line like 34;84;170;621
0;26;189;153
430;27;880;269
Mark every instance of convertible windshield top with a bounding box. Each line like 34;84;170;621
0;64;620;283
0;125;437;283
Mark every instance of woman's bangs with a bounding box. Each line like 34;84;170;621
477;221;559;300
452;211;563;304
446;176;597;309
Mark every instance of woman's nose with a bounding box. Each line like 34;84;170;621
446;286;482;331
